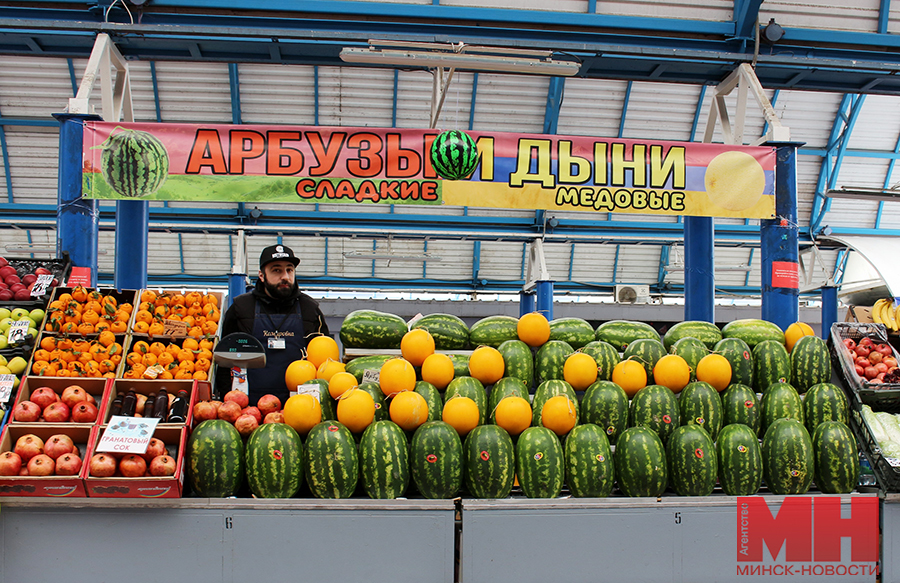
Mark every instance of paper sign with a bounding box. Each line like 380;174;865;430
66;266;92;287
31;274;53;297
95;415;162;454
296;383;322;401
163;319;189;336
362;369;380;383
0;374;15;406
7;320;28;344
771;261;799;289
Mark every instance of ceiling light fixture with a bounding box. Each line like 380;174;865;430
342;251;443;262
824;187;900;202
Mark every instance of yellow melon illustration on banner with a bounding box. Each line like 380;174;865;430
704;150;766;211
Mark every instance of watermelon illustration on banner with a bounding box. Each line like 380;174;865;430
430;130;480;180
95;127;170;198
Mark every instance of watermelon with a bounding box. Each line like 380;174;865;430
464;425;515;498
303;378;336;421
304;421;359;499
244;423;303;499
803;382;850;437
678;381;724;440
100;128;169;198
752;339;791;393
410;421;463;499
762;418;814;495
345;354;394;383
445;376;488;425
628;384;680;443
360;420;410;499
469;315;519;348
615;426;668;497
531;379;579;427
721;383;761;436
716;423;763;496
415;381;443;423
623;338;667;378
431;129;480;180
581;380;630;445
357;381;389;422
411;313;469;349
663;321;722;351
580;341;620;381
340;310;408;349
548;317;595;349
186;420;245;498
564;423;614;498
449;354;470;378
666;424;717;496
812;421;860;494
535;340;574;384
760;381;804;437
670;337;708;381
497;339;534;389
516;426;564;498
714;337;754;388
488;377;530;422
595;320;661;351
790;335;831;394
722;318;785;349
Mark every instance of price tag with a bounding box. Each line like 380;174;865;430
31;274;53;297
887;457;900;468
296;383;322;401
95;415;161;454
407;313;424;329
7;320;29;345
163;319;189;336
0;374;15;406
362;369;380;383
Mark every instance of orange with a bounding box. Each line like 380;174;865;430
563;352;599;391
390;390;429;431
653;354;692;393
306;335;340;368
611;358;648;397
517;312;551;347
400;328;435;367
182;337;199;351
379;358;416;396
337;389;375;433
467;346;505;385
421;353;455;390
493;396;531;436
696;354;732;392
441;396;480;437
540;395;578;436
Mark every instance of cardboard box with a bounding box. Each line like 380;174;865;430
10;376;111;426
83;425;186;498
101;378;202;427
129;288;224;339
119;335;216;381
846;305;875;323
0;423;92;497
27;333;127;379
43;287;138;335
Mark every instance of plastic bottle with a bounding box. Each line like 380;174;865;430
167;390;190;423
120;390;137;417
108;394;124;417
143;394;156;419
152;388;169;420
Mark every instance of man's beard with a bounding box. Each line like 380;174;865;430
263;277;298;300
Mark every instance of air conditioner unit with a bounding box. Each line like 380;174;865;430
615;284;651;304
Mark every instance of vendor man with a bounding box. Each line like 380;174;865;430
217;244;329;406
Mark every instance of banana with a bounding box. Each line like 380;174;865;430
873;299;886;324
886;301;899;332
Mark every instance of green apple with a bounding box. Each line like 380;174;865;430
0;365;11;375
0;353;7;366
6;356;27;375
0;317;12;333
29;308;45;326
9;308;29;321
0;308;10;320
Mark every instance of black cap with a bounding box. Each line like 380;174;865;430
259;245;300;269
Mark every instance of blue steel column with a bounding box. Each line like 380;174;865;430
115;201;148;290
761;144;802;330
519;292;535;315
536;281;553;320
228;274;246;308
54;113;101;287
684;216;714;322
821;286;838;339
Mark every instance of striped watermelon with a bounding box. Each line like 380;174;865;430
357;381;389;422
445;376;488;425
305;378;337;421
488;377;530;422
430;130;480;180
752;339;791;393
721;383;761;436
549;317;595;349
762;418;814;495
803;382;850;437
244;422;303;499
449;354;470;378
415;381;443;423
535;340;574;384
346;355;394;384
716;423;762;496
497;339;535;389
581;380;630;445
340;310;408;349
595;320;661;351
464;425;515;498
663;321;723;351
100;128;169;198
722;319;785;349
615;426;668;497
469;315;519;348
670;337;708;382
186;420;245;498
531;379;579;427
564;423;615;498
580;341;620;381
714;337;754;388
678;381;724;441
790;335;832;394
516;426;565;498
304;421;359;499
411;313;469;349
624;338;667;379
666;424;717;496
760;381;804;437
360;420;410;499
628;384;680;443
410;421;463;499
812;421;860;494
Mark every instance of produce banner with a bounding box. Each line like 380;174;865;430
82;122;777;219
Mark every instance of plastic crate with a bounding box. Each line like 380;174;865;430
1;255;71;308
829;322;900;412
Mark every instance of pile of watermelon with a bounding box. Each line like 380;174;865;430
184;313;863;499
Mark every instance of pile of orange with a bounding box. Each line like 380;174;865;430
44;286;133;336
122;337;215;381
131;289;220;339
31;332;124;378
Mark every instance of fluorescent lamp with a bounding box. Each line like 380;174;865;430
825;188;900;202
340;47;580;76
342;251;442;262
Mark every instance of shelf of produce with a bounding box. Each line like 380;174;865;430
0;497;457;583
460;493;879;583
881;494;900;583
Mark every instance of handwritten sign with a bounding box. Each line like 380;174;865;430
7;320;29;345
163;319;189;336
295;383;322;401
362;369;380;384
31;274;53;297
0;374;15;405
95;415;162;454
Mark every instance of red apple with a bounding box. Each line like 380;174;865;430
8;280;23;291
0;257;7;268
192;401;218;424
217;401;242;423
119;454;147;477
60;385;88;409
257;394;281;418
855;345;871;358
241;406;262;425
30;387;59;410
149;455;177;477
43;401;71;423
0;264;15;279
0;289;10;302
33;266;51;276
14;434;44;461
21;273;37;286
263;411;285;424
13;400;41;423
142;438;167;463
26;454;55;476
44;434;75;460
89;453;117;477
55;453;83;476
0;451;22;476
865;366;880;380
13;289;30;301
234;414;258;437
224;390;250;409
71;401;98;423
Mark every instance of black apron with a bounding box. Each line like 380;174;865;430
247;300;306;406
